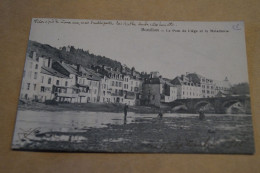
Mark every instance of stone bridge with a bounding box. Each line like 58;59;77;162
165;96;251;114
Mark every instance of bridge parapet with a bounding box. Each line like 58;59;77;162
167;96;251;114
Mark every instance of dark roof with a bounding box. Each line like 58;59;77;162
144;78;174;87
185;73;201;84
171;77;183;85
171;76;201;87
82;67;102;81
41;66;69;78
60;63;79;75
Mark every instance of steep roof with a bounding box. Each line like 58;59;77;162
52;61;78;76
171;77;183;85
60;63;79;75
185;73;201;84
82;67;102;81
41;66;69;78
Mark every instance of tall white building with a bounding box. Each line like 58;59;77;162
171;75;202;99
186;73;215;98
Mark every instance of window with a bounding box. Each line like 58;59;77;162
41;86;45;92
27;83;30;90
48;78;51;84
34;84;36;91
112;81;114;86
65;81;68;87
152;95;155;100
119;82;121;87
116;81;118;87
56;80;59;85
33;72;38;79
35;64;38;69
104;84;106;89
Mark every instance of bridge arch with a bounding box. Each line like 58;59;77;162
222;100;245;114
194;101;214;112
222;100;240;109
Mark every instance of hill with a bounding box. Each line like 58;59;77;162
27;40;123;69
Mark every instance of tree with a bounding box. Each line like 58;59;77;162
230;83;250;95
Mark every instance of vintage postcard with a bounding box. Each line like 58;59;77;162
12;19;254;153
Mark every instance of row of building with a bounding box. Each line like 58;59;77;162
20;51;142;106
20;51;232;107
141;71;231;107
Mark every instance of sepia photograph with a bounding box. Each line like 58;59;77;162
12;19;254;153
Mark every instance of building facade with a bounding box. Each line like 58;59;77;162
141;76;178;107
171;75;202;99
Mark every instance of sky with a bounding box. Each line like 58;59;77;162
29;19;249;84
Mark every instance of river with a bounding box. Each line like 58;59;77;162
12;110;253;152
